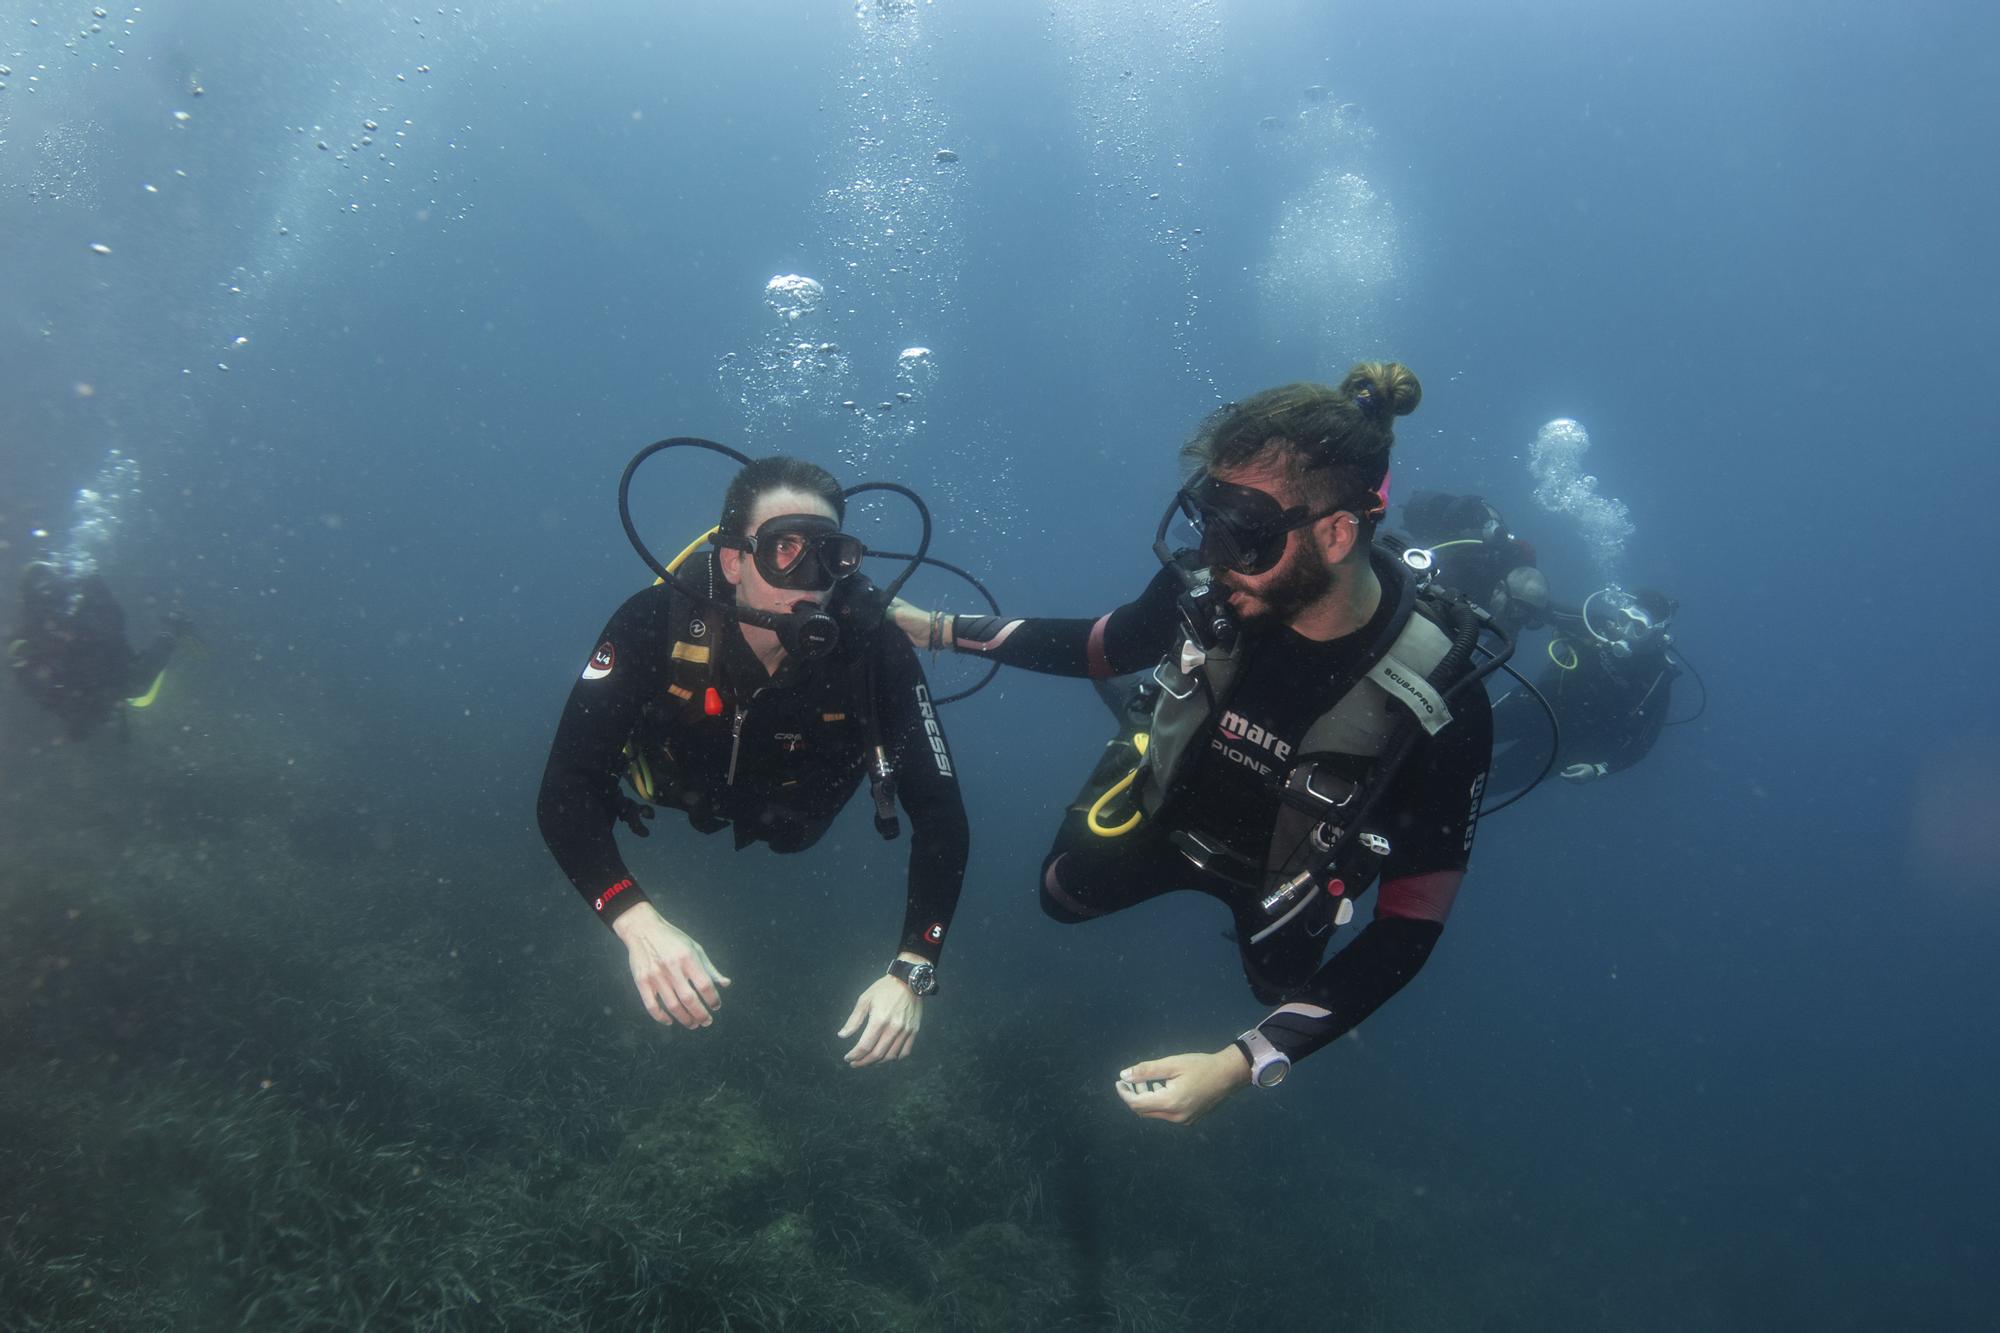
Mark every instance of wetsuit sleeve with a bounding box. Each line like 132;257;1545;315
949;565;1182;679
1376;681;1492;888
536;589;668;928
874;633;970;962
1253;685;1494;1064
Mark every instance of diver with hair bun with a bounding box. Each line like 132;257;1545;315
893;363;1502;1125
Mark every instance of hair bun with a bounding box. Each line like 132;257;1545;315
1341;361;1422;420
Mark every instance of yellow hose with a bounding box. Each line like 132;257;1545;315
628;747;656;803
1548;638;1579;671
655;526;720;585
127;670;167;708
1085;733;1150;837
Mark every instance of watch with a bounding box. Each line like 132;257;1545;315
1234;1027;1292;1089
888;959;938;997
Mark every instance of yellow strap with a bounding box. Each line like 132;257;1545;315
655;526;721;585
127;670;167;709
670;641;711;664
1548;638;1579;671
1085;734;1150;837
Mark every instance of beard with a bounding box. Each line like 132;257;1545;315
1224;543;1335;626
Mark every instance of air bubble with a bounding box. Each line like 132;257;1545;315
764;274;824;322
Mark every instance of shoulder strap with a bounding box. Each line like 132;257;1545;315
1136;631;1247;817
1260;578;1479;899
658;557;721;708
1296;601;1456;759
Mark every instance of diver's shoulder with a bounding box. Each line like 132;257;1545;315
604;581;683;634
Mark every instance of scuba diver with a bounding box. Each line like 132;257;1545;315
1488;586;1682;793
893;363;1502;1125
9;561;192;741
536;448;970;1069
1400;489;1548;634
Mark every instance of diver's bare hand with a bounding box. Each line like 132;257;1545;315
612;902;731;1028
1114;1047;1251;1125
887;598;941;651
838;966;923;1067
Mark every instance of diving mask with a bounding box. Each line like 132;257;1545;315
1171;473;1334;577
720;513;866;591
1582;587;1668;655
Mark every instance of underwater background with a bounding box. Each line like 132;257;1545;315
3;1;1995;1328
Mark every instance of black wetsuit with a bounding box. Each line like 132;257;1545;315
1490;627;1677;793
953;551;1491;1064
537;560;969;963
9;568;180;741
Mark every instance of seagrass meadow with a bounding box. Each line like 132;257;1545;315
0;671;1587;1332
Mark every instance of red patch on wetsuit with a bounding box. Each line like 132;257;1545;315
703;686;724;716
582;641;616;681
1377;871;1462;924
594;877;634;913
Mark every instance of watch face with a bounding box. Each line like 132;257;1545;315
906;962;937;996
1255;1060;1289;1089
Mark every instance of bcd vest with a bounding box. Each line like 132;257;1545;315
1133;554;1466;904
624;555;896;838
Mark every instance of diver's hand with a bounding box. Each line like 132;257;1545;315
837;962;924;1067
1560;761;1609;783
616;797;656;837
887;598;934;650
612;902;731;1029
1114;1047;1251;1125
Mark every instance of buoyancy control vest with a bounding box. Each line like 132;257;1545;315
1115;543;1483;935
623;551;901;841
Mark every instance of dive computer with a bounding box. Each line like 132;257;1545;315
1234;1027;1292;1089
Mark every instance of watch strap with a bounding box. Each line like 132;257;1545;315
1235;1026;1291;1088
888;958;938;995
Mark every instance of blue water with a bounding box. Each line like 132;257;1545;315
4;1;1995;1327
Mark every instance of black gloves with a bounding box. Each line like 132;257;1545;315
617;797;656;837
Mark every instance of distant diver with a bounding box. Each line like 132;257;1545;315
537;446;972;1068
1489;586;1684;791
894;364;1507;1124
1399;489;1549;635
9;561;194;741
